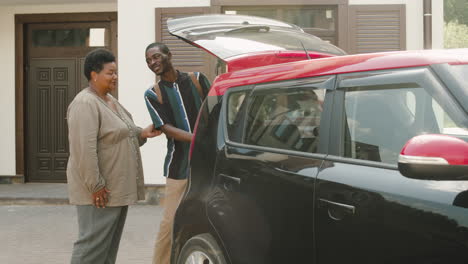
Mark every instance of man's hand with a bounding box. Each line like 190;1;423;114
161;124;193;142
141;124;162;139
92;187;110;208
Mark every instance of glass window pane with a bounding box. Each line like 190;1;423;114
222;6;340;49
32;28;108;47
450;64;468;83
343;82;468;164
89;28;106;47
284;8;336;31
244;88;324;153
447;64;468;111
227;91;248;143
432;99;468;136
33;29;86;47
225;9;278;19
344;84;420;164
32;30;55;47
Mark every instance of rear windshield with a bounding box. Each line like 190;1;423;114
194;27;346;59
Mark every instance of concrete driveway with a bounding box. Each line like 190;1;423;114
0;205;162;264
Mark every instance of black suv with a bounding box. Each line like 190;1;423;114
168;15;468;264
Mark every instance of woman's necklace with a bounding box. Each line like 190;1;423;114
88;86;119;113
89;86;108;101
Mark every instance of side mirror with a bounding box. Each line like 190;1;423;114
398;134;468;180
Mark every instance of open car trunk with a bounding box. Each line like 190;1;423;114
167;14;346;72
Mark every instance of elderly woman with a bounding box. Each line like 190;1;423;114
67;48;160;264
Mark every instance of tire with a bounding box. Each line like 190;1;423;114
177;233;227;264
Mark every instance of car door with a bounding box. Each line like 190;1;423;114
314;67;468;264
206;76;336;264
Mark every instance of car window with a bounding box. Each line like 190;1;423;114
448;64;468;112
227;90;248;142
340;68;468;165
243;87;325;153
432;98;468;137
450;64;468;84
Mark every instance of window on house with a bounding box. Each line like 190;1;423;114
32;28;109;48
223;6;337;45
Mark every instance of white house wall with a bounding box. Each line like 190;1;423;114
0;2;116;177
0;7;16;177
118;0;210;184
0;0;446;183
349;0;444;50
431;0;444;50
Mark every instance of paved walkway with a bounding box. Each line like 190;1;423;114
0;183;165;263
0;204;162;264
0;183;164;205
0;183;69;205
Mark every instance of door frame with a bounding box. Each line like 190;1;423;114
15;12;117;182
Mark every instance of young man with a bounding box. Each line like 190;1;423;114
144;42;211;264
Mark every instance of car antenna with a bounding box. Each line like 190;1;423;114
300;41;311;60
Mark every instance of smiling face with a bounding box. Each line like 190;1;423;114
146;46;172;76
91;62;118;93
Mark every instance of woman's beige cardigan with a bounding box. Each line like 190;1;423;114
66;88;146;206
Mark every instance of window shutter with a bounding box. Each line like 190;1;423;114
348;5;406;54
155;7;217;80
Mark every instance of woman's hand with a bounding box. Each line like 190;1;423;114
92;187;110;208
141;124;162;139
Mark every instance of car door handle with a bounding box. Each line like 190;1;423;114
219;174;241;191
319;198;355;221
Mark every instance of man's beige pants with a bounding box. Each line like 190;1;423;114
153;178;188;264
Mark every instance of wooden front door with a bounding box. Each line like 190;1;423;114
27;59;76;182
25;21;115;182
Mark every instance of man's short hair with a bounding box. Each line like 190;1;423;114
145;42;170;55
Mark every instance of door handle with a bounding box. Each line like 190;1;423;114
219;174;241;191
319;198;355;221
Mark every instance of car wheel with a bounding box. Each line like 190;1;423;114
177;233;227;264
